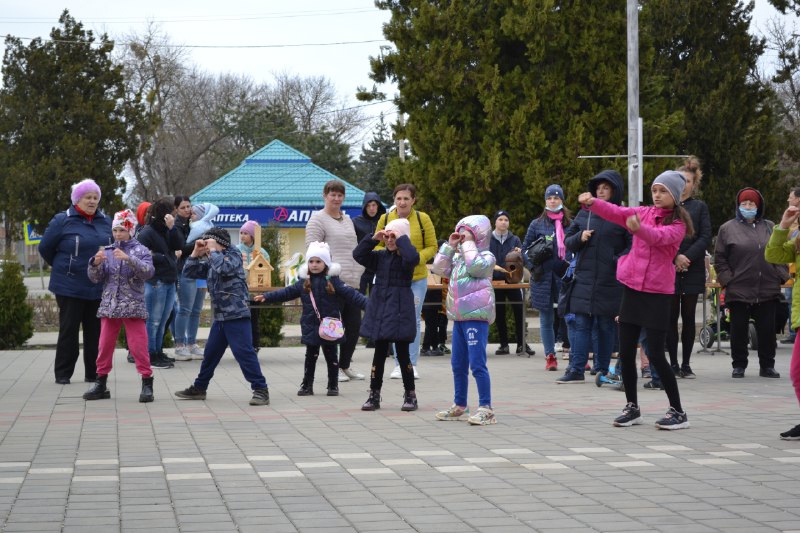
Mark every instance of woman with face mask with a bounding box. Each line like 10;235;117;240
714;188;789;380
521;184;573;372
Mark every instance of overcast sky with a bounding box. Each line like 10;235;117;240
0;0;795;135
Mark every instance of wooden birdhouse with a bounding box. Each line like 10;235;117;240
242;223;274;290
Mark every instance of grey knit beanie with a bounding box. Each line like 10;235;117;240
652;171;686;205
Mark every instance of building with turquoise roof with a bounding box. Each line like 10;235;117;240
191;139;368;264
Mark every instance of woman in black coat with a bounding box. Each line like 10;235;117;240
556;170;631;383
666;157;712;379
353;219;420;411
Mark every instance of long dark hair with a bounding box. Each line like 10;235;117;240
303;266;335;295
662;204;695;238
149;197;174;226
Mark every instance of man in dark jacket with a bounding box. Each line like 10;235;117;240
352;192;387;295
556;170;632;383
490;210;534;356
715;188;789;379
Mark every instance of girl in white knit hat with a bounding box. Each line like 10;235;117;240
255;241;367;396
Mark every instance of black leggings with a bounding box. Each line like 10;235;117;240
619;322;683;413
371;340;414;391
665;294;699;367
495;288;524;347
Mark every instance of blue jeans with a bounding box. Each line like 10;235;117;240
568;314;615;375
194;318;267;391
175;274;206;345
395;278;427;367
539;306;556;355
144;280;176;354
451;321;491;407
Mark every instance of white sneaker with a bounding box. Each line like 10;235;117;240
189;344;204;359
413;366;420;379
389;365;401;379
338;369;350;382
342;367;365;380
174;346;191;361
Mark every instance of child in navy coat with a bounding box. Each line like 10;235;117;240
255;242;367;396
353;218;421;411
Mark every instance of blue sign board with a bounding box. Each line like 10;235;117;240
211;207;362;228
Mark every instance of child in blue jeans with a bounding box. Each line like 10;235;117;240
174;227;270;406
432;215;497;425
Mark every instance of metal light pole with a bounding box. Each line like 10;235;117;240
627;0;640;207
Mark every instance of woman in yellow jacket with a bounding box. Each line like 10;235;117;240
373;184;437;378
764;203;800;440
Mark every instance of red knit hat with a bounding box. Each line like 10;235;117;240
737;189;761;207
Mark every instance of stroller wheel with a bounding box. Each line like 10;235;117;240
699;325;715;349
748;322;758;351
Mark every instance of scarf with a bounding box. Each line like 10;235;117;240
73;204;95;222
546;211;565;260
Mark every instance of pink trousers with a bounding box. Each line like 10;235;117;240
97;318;152;378
792;338;800;407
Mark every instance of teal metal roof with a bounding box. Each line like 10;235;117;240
192;139;365;208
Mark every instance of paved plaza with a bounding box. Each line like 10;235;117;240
0;337;798;533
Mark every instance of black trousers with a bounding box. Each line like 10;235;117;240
370;340;414;391
666;293;699;367
339;300;362;370
495;288;524;347
55;295;101;381
249;306;261;350
422;307;447;349
619;321;682;413
304;344;339;390
728;299;777;370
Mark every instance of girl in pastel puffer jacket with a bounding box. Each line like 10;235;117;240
432;215;497;426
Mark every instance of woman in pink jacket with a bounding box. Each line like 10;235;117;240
578;171;694;430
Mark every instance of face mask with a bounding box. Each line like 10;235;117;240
545;205;563;212
739;207;757;220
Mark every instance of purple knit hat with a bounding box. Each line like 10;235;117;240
70;179;102;204
240;220;259;239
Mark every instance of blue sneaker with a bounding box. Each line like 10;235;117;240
556;371;585;384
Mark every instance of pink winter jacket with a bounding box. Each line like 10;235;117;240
587;199;686;295
432;215;496;323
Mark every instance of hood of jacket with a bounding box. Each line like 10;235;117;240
361;192;387;221
195;202;220;224
455;215;492;252
734;187;765;222
298;262;342;279
588;170;624;206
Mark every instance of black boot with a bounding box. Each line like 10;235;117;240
139;376;154;403
297;379;314;396
401;390;418;412
83;375;110;401
327;370;338;396
361;389;381;411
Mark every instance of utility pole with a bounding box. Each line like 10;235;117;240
627;0;640;207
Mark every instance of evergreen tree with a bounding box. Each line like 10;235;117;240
0;10;145;233
0;258;34;349
353;114;396;202
641;0;778;230
362;1;636;233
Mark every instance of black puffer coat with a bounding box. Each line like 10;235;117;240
353;233;420;341
490;231;522;282
261;264;367;346
673;197;712;295
564;170;632;317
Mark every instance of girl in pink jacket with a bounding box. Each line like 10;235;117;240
579;171;694;430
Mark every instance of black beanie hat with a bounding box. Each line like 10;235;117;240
202;227;231;249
